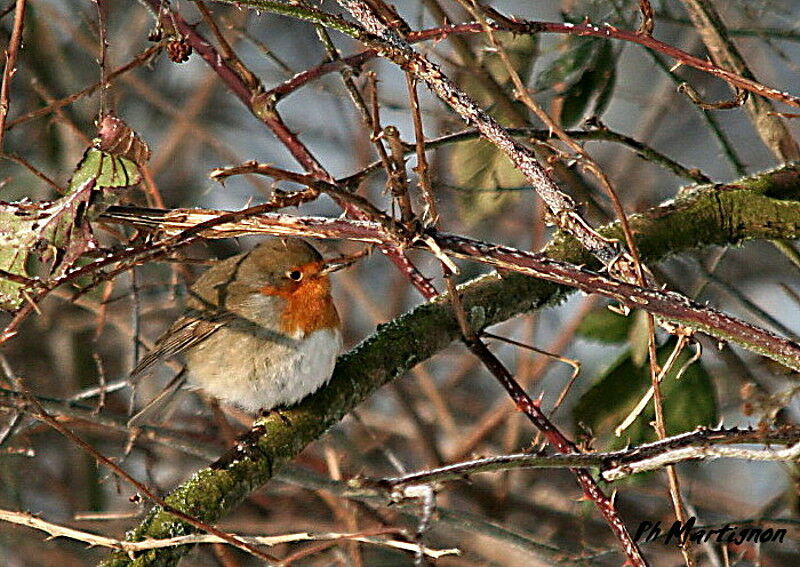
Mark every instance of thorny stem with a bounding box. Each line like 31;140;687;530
0;0;27;151
443;270;646;564
92;169;800;565
0;189;322;343
460;331;646;565
207;0;800;109
433;232;800;372
142;0;438;299
145;0;332;180
677;0;800;162
206;0;618;265
97;197;800;374
479;11;800;108
334;0;621;266
636;47;746;176
373;427;800;487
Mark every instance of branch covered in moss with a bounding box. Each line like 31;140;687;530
99;164;800;567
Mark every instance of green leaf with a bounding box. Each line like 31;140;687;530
0;207;32;310
573;339;717;450
69;149;139;193
557;40;616;127
577;304;632;343
0;115;149;310
535;37;602;92
592;48;617;118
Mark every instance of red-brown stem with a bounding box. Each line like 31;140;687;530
0;0;27;151
464;338;646;566
141;0;437;299
264;15;800;110
96;207;800;373
474;15;800;108
145;0;332;180
446;269;644;566
379;426;800;487
337;0;621;266
445;267;645;562
268;51;374;103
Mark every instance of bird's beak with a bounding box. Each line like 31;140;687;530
320;252;363;275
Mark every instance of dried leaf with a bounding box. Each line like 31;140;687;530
450;33;538;223
0;115;149;310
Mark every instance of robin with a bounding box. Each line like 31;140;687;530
130;238;352;422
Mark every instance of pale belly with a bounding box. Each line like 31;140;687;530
184;325;342;412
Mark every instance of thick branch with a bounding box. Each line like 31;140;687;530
97;165;800;566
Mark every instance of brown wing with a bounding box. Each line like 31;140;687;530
130;310;234;382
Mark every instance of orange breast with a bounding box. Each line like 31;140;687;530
259;262;340;335
280;276;340;335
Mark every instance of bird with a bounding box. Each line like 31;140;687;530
130;238;351;423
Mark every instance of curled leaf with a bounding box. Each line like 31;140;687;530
0;115;149;310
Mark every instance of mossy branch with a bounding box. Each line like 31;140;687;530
99;164;800;567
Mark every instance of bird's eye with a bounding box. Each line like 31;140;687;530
287;269;303;281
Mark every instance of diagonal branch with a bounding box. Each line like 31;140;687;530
140;0;437;298
0;0;27;151
96;164;800;567
99;165;800;373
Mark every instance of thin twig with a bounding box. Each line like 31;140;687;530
208;0;800;110
677;0;799;161
444;271;646;566
6;373;280;561
0;0;27;150
7;44;161;130
97;204;800;373
369;427;800;487
405;73;438;224
0;509;458;559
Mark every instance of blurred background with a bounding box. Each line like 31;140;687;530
1;0;800;565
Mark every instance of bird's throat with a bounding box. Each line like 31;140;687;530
260;277;339;335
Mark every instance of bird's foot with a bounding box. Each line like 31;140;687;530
259;407;292;426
